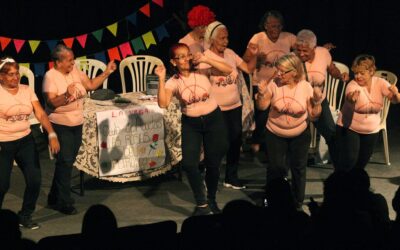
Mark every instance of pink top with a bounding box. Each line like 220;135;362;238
249;31;296;85
0;84;38;141
266;79;313;138
165;72;218;117
179;33;209;54
336;76;391;134
304;46;332;100
202;49;242;111
43;66;87;126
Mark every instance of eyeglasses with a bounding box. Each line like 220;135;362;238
2;72;20;78
276;69;293;76
174;54;193;60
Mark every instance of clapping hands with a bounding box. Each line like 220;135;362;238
347;90;360;104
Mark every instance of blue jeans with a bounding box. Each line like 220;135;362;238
0;133;41;216
181;108;228;206
48;123;82;207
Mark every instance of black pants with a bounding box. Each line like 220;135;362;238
313;98;337;164
48;123;82;207
251;85;269;146
0;133;41;216
181;108;228;206
336;125;379;171
222;106;242;182
265;128;311;204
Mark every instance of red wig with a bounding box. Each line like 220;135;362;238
187;5;216;29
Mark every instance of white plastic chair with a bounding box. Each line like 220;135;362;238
75;59;108;89
373;70;398;166
119;55;163;93
19;66;40;126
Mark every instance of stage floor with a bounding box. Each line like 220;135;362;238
3;126;400;242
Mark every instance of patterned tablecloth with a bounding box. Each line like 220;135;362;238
74;92;182;182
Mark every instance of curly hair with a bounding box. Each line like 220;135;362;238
187;5;216;29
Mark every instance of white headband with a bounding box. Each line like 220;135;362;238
0;58;16;70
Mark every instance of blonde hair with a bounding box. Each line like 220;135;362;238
351;54;376;73
275;53;304;82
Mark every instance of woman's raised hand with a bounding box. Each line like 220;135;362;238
154;65;166;81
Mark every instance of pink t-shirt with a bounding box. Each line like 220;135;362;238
304;46;332;100
43;66;87;126
249;31;296;85
266;79;313;138
336;76;391;134
0;84;38;141
179;33;209;54
202;49;242;111
165;72;218;117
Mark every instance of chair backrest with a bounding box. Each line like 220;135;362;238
119;55;164;93
19;65;35;90
324;61;350;111
374;70;398;126
75;59;108;89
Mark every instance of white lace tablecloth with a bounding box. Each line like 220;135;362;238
73;92;182;182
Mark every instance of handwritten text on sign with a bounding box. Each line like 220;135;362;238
96;104;165;177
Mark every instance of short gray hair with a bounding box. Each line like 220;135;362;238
204;21;226;44
296;29;317;49
51;44;73;62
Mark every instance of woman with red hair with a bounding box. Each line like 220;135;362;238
179;5;216;54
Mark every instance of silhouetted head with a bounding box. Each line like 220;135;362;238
82;204;117;237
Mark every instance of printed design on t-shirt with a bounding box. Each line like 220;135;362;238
271;84;307;124
179;86;209;106
352;86;383;122
307;70;326;87
212;74;236;87
0;104;32;123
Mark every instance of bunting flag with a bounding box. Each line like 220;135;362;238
33;63;45;77
155;24;169;42
76;55;87;60
48;61;54;69
20;63;30;70
0;37;12;51
92;29;103;43
142;31;156;49
107;47;121;61
94;51;107;63
63;37;74;48
106;23;118;37
28;40;41;54
126;12;137;26
119;42;134;59
131;37;145;53
76;34;88;48
152;0;164;7
140;3;150;17
46;40;58;52
13;39;26;53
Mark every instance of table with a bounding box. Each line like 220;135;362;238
74;92;182;182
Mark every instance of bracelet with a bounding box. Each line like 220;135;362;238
48;132;57;139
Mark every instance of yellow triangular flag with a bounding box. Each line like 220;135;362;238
76;55;87;60
20;63;30;69
142;31;156;49
106;22;118;37
28;40;40;54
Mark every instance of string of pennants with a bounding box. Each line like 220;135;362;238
0;0;169;76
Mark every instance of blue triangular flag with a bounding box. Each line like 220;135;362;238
126;12;137;26
155;24;169;42
33;63;45;77
46;40;58;52
94;51;107;64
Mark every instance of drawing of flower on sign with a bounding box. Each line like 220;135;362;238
148;133;159;155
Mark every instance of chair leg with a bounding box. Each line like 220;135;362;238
382;129;391;165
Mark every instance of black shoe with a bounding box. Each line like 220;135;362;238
49;204;78;215
208;201;222;214
19;215;40;230
192;206;212;216
223;179;246;190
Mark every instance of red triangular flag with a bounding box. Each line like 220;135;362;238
152;0;163;7
48;61;54;69
139;3;150;17
13;39;26;53
76;34;88;48
0;37;12;50
107;47;121;61
63;37;74;48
